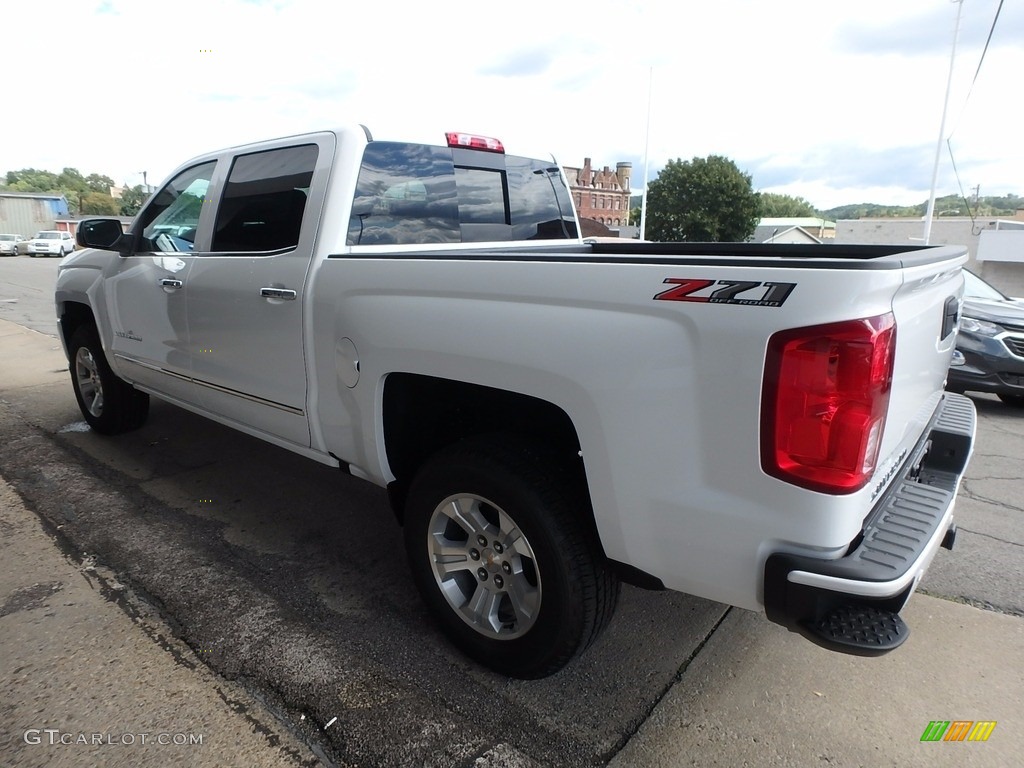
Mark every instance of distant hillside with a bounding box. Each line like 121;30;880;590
822;193;1024;220
629;192;1022;221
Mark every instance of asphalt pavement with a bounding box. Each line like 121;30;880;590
0;306;1021;767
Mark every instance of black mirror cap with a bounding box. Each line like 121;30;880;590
76;218;128;251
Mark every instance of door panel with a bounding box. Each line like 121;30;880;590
105;254;193;401
105;160;218;403
186;253;310;443
185;136;334;446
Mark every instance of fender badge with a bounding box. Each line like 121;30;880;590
654;278;797;307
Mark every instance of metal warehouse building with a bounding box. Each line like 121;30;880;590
0;193;71;238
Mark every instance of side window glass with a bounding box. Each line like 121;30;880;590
507;156;578;240
212;144;318;253
138;161;216;252
347;143;459;246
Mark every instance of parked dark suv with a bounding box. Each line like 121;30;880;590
947;270;1024;407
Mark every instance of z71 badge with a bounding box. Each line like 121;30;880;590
654;278;797;307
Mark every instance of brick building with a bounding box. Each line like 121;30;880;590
563;159;632;230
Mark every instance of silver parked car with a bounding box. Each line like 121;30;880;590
0;233;27;256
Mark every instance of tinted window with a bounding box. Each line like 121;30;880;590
348;143;460;246
348;142;577;246
212;144;318;253
138;161;216;253
454;166;512;242
506;156;577;240
454;167;509;224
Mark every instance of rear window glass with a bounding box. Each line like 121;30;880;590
347;142;577;246
506;156;578;241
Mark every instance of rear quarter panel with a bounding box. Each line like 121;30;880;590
308;248;966;610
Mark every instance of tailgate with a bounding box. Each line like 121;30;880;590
878;250;968;481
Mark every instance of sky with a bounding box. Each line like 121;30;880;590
2;0;1020;211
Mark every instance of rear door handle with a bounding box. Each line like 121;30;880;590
159;278;183;289
260;287;297;300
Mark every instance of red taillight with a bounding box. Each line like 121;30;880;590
445;131;505;153
761;313;896;494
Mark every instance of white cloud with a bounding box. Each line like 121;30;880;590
2;0;1019;211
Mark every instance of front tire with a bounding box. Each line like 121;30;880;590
998;393;1024;407
404;439;619;678
69;325;150;434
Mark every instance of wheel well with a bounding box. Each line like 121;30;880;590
382;373;587;521
58;301;96;351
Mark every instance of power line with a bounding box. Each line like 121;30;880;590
949;0;1005;139
945;0;1005;230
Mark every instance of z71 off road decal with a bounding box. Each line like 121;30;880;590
654;278;797;307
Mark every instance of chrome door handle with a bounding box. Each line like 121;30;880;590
159;278;183;288
260;287;297;300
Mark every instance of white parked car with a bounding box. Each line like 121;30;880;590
27;230;76;257
0;233;28;256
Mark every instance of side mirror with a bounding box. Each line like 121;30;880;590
76;218;130;253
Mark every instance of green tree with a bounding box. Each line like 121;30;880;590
57;167;87;193
119;184;147;216
759;192;818;218
5;168;60;193
85;173;116;194
2;166;127;217
81;191;120;215
646;156;760;242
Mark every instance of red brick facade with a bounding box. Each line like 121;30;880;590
563;158;632;228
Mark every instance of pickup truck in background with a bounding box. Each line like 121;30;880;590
58;126;976;678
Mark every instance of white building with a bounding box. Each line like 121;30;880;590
835;214;1024;295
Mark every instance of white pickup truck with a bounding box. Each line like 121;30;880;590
58;126;976;678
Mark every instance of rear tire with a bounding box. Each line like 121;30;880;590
998;393;1024;407
403;438;618;678
69;325;150;434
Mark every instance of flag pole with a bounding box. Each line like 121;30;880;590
639;67;653;241
923;0;964;245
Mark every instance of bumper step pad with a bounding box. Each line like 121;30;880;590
764;393;976;657
805;604;908;656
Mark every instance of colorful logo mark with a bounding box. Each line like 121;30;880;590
921;721;996;742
